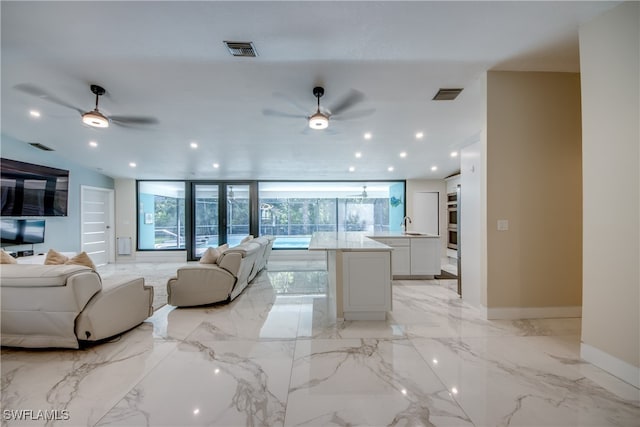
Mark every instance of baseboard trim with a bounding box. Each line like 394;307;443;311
581;343;640;389
487;306;582;320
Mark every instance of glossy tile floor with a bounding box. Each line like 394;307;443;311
2;262;639;426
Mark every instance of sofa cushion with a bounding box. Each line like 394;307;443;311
0;264;95;287
1;250;17;264
240;235;254;244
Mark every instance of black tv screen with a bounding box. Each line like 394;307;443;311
1;158;69;216
1;219;46;245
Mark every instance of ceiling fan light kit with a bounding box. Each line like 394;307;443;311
309;86;329;130
82;109;109;128
309;112;329;129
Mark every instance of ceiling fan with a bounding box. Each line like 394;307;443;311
14;83;158;129
263;86;375;130
347;185;368;200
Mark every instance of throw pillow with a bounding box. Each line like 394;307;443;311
1;249;17;264
66;251;97;270
199;247;219;264
199;244;229;264
240;235;254;244
44;249;96;270
45;249;69;265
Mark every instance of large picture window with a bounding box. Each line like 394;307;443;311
138;181;186;250
258;181;405;249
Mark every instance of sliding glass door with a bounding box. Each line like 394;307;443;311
192;182;256;258
226;184;251;247
194;184;219;257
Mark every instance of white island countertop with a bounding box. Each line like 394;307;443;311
368;231;440;238
308;232;392;251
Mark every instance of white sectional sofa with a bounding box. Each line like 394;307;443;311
167;236;275;307
1;264;153;349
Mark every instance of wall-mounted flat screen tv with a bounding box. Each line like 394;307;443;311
1;158;69;216
1;219;46;245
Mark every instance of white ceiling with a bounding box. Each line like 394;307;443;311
0;1;618;181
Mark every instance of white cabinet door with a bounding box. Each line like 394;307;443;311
410;238;441;275
391;245;411;275
371;237;411;276
342;251;391;314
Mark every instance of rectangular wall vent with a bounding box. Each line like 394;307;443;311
433;88;463;101
29;142;54;151
224;41;257;57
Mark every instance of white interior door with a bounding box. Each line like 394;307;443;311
81;186;115;266
412;191;439;235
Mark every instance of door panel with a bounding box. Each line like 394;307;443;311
81;186;113;266
194;184;219;257
226;185;250;246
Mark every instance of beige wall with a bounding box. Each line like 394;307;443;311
486;71;582;313
579;1;639;383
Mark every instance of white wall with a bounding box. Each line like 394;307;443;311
579;1;640;387
460;141;486;308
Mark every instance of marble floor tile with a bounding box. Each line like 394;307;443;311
2;262;639;427
1;322;176;426
411;335;640;426
96;340;295;426
284;338;473;426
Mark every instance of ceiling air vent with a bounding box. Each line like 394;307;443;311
433;88;463;101
29;142;54;151
224;41;257;57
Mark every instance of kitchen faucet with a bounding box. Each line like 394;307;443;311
401;216;412;229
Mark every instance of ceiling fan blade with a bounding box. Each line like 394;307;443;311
110;116;158;125
273;92;310;114
14;83;84;115
331;108;376;121
327;89;365;116
262;109;307;119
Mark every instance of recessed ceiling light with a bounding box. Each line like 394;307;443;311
363;132;372;140
349;166;355;172
415;132;424;139
355;152;362;158
129;162;137;168
89;141;98;147
388;166;394;172
431;165;438;171
399;152;407;158
213;163;220;169
450;151;458;157
29;110;41;118
190;142;198;149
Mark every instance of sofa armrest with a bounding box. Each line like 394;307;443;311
75;276;153;342
217;252;242;275
167;265;236;307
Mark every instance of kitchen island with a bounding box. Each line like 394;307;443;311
308;232;392;320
